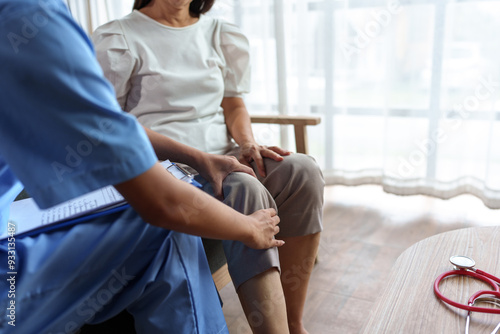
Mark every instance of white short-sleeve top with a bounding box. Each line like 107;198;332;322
92;10;250;155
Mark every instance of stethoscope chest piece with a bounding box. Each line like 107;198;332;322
450;255;476;270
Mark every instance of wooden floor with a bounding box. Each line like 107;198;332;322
219;185;500;333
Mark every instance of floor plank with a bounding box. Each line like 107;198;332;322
219;185;500;333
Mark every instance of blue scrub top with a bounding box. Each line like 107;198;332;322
0;4;230;333
0;0;158;229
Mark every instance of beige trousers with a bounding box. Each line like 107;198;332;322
192;152;324;288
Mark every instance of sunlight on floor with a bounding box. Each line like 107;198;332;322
324;185;500;227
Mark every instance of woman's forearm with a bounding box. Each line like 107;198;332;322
222;97;257;146
143;126;209;170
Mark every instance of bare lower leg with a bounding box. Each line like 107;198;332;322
236;268;290;334
279;232;321;334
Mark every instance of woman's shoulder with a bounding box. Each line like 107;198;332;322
207;16;248;46
91;17;129;50
92;19;125;41
93;11;144;37
91;12;145;49
208;16;240;32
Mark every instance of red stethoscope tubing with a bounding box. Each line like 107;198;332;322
434;269;500;314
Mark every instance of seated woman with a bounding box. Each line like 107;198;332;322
92;1;324;333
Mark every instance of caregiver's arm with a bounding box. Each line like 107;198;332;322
114;162;284;249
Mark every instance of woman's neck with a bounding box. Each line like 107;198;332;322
139;2;198;27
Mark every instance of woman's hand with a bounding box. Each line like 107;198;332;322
242;208;285;249
197;154;256;200
239;142;291;177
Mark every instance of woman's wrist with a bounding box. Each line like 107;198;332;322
239;140;259;148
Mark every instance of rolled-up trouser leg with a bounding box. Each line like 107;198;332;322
223;172;282;289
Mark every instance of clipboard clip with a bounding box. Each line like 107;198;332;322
166;162;194;182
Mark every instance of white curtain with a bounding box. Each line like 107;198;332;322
66;0;134;33
70;0;500;208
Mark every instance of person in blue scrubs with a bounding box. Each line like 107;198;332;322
0;0;284;333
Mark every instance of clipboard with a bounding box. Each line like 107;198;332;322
164;161;202;188
1;160;202;240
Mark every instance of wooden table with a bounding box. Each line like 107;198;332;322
363;226;500;333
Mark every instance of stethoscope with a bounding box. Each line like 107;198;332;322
434;255;500;333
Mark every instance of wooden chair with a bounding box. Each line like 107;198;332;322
250;115;321;155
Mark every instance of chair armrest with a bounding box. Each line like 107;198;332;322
250;115;321;154
250;115;321;126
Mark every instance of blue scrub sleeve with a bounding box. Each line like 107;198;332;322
0;0;157;209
